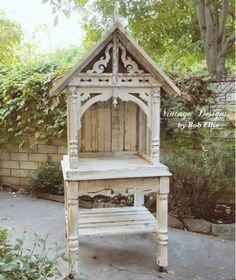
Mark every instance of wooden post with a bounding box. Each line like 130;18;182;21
67;182;79;277
64;181;68;239
67;86;79;169
157;177;169;270
151;87;160;165
134;190;144;207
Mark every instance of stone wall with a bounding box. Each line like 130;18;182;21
0;141;66;188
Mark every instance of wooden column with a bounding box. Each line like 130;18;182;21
67;181;79;277
151;87;160;165
156;177;169;269
67;86;79;169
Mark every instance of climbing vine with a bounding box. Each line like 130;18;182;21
0;61;67;148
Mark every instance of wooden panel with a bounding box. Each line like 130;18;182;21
80;106;92;151
78;176;158;197
111;101;125;151
79;101;111;152
79;100;140;153
124;101;137;151
138;108;147;153
97;101;111;152
77;206;156;236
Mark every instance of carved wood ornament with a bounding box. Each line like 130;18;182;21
50;13;179;277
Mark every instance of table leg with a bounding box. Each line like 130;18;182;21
64;182;68;241
157;177;169;270
67;181;79;278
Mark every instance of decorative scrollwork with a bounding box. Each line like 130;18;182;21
87;43;113;74
139;78;149;83
139;92;149;103
80;92;91;102
119;43;144;74
69;141;78;159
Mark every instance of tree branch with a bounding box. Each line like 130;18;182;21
221;31;235;56
218;0;228;44
196;0;206;43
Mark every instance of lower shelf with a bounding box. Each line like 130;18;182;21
78;206;156;236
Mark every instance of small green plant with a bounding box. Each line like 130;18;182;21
0;228;67;280
26;161;63;195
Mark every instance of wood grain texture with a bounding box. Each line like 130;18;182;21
77;206;156;236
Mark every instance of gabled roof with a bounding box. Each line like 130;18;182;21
50;21;180;96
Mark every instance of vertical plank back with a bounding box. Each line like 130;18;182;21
79;100;140;152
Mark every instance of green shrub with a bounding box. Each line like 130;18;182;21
26;161;63;195
0;228;67;280
0;61;67;148
162;143;235;219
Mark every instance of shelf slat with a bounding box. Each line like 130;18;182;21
77;206;156;236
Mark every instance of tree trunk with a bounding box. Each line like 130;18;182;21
195;0;235;79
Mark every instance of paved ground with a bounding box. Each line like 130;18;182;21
0;191;235;280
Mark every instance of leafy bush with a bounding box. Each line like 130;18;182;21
0;61;67;148
0;228;66;280
161;143;235;219
26;161;63;195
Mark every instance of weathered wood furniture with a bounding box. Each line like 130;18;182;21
50;19;179;279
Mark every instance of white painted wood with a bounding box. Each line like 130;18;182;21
77;206;156;236
62;154;171;181
97;101;111;152
68;87;79;169
111;101;125;151
117;89;149;117
80;206;146;214
54;19;177;275
50;22;180;96
138;108;147;153
78;176;159;197
124;102;137;151
80;91;112;118
151;87;161;165
87;43;113;74
157;177;169;268
137;150;151;162
134;190;144;207
67;182;79;276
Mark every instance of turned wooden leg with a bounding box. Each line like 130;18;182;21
157;177;169;270
64;181;68;239
67;182;79;278
134;189;144;207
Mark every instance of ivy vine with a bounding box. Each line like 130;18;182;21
0;61;67;148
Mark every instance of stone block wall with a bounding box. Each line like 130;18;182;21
0;141;66;188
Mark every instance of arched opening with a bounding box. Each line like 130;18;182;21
78;98;150;157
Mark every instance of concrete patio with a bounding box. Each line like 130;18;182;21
0;191;234;280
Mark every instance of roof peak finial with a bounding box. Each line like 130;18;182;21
114;0;120;22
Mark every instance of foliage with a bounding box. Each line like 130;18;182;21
46;45;84;67
46;0;235;76
161;143;235;219
161;74;216;148
0;60;66;147
26;161;64;195
0;11;23;66
0;43;83;148
0;63;63;146
160;74;235;151
0;228;67;280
